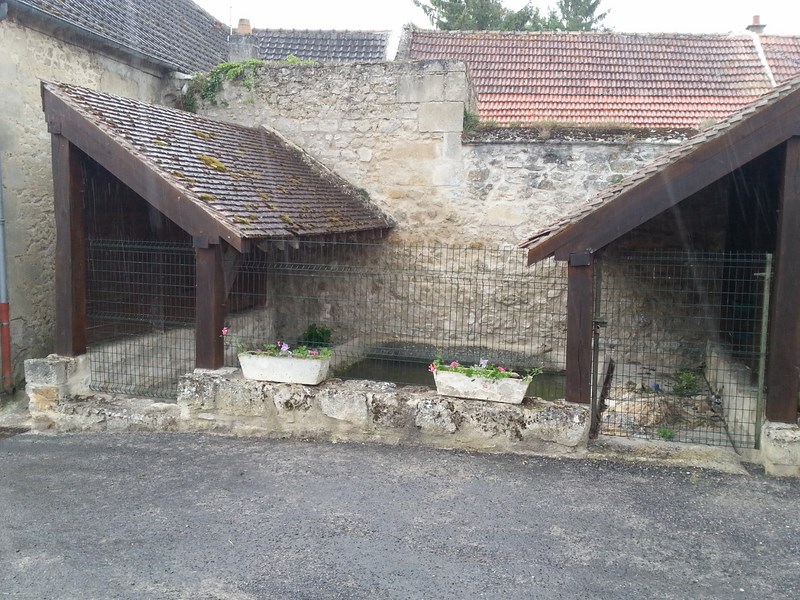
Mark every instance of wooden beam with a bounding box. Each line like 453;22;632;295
195;243;226;369
526;88;800;263
766;137;800;424
565;254;594;404
52;136;87;356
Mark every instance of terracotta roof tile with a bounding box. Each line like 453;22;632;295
518;75;800;252
251;29;390;62
45;82;393;240
401;30;800;128
760;36;800;83
12;0;228;72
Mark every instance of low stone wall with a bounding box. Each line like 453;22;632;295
24;355;589;457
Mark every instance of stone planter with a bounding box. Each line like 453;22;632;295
433;371;529;404
238;353;331;385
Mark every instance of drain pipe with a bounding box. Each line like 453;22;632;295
0;158;13;393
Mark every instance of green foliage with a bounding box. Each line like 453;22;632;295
429;356;541;381
544;0;610;31
180;59;265;113
671;368;705;397
221;326;331;359
656;427;675;441
284;54;318;65
463;109;481;132
413;0;609;32
299;324;333;348
414;0;542;31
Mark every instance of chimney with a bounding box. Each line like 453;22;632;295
746;15;766;35
237;18;253;35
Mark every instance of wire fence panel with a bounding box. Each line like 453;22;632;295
87;239;196;399
597;251;771;450
225;242;569;398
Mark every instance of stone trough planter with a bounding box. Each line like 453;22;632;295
433;371;529;404
238;353;331;385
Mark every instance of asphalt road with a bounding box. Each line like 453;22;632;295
1;432;798;600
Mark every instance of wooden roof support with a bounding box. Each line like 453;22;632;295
565;254;594;404
766;137;800;424
52;135;87;356
195;242;226;370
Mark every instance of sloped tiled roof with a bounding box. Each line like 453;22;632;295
10;0;228;72
42;82;393;242
761;36;800;83
252;29;390;62
519;74;800;258
401;29;800;129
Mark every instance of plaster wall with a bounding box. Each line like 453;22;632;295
0;17;165;380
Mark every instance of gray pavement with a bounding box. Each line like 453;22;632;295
1;431;798;600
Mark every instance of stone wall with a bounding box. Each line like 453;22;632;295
0;15;167;381
198;60;679;246
24;355;590;456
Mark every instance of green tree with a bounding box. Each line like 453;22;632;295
412;0;543;31
545;0;609;31
412;0;609;32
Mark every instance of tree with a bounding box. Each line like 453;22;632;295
412;0;610;32
545;0;609;31
412;0;543;31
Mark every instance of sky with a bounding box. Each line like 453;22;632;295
192;0;800;36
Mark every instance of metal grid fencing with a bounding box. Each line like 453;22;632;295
225;241;569;398
596;251;772;450
86;239;196;398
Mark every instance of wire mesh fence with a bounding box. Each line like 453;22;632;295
225;241;569;398
82;240;771;450
596;250;771;450
86;239;196;398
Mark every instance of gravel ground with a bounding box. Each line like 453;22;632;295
1;431;798;599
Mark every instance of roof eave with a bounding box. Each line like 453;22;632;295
521;83;800;263
11;1;185;73
41;82;247;252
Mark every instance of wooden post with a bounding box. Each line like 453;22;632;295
565;253;594;404
195;241;225;369
766;137;800;423
52;135;87;356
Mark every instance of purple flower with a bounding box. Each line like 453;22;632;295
280;343;290;353
479;358;489;368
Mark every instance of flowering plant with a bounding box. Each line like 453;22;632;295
428;357;541;381
221;327;331;359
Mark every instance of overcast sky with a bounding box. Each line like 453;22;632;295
193;0;800;36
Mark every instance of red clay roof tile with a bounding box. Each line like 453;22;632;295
402;30;800;129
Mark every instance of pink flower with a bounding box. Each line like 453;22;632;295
498;367;506;372
308;349;319;356
450;361;459;367
221;327;229;336
428;363;436;372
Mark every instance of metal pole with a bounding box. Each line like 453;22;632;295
754;253;773;449
0;157;13;393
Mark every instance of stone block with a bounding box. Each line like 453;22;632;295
415;398;461;434
318;389;369;425
761;421;800;477
24;355;77;386
397;74;445;103
418;102;463;133
26;384;61;413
